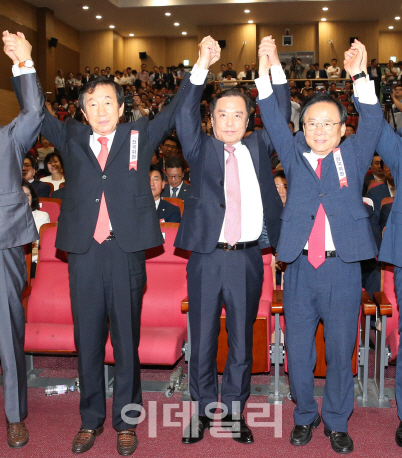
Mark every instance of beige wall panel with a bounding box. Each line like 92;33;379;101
379;32;402;63
258;24;317;55
53;17;80;53
319;21;378;67
124;37;167;71
197;24;257;76
113;32;124;71
0;88;23;126
80;31;114;72
0;0;37;32
166;37;198;68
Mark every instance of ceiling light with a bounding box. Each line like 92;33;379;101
96;15;102;19
82;5;89;9
322;7;328;11
174;22;180;26
389;25;394;29
182;31;187;35
109;25;115;28
165;12;171;16
244;9;250;13
248;20;254;23
396;17;401;20
129;33;134;36
321;18;327;21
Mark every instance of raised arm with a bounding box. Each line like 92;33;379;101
3;31;44;157
255;36;295;169
175;36;221;162
344;40;384;175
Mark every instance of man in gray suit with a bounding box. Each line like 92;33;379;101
1;30;44;448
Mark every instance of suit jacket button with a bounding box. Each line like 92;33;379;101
220;204;225;208
95;199;100;203
319;193;324;197
311;215;315;220
102;175;107;179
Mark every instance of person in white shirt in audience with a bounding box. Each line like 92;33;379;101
40;150;65;190
327;58;341;78
55;69;65;104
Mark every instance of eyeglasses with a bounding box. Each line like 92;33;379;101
304;121;341;132
164;144;177;149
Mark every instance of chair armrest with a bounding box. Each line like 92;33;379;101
271;290;283;314
361;291;376;315
374;291;392;316
181;296;189;313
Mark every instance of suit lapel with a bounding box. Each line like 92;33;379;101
320;152;334;184
74;124;101;171
210;136;224;174
105;123;132;169
243;134;259;179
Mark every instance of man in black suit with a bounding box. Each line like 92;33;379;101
2;30;44;449
245;62;259;80
367;59;382;98
161;156;189;202
363;153;384;195
157;135;180;170
150;165;181;223
30;71;188;454
23;153;51;197
105;66;114;81
82;67;91;85
154;66;169;90
175;36;289;445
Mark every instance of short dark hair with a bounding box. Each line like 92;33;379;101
280;61;286;66
227;62;233;66
44;151;64;175
300;93;347;125
210;88;251;118
371;59;377;64
331;58;337;62
324;62;330;68
78;77;124;113
150;164;163;180
165;156;184;171
314;62;319;66
163;135;180;148
345;123;356;131
329;90;339;99
274;170;286;180
22;178;40;211
25;152;38;170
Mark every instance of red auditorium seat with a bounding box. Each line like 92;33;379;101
105;225;189;366
39;197;62;222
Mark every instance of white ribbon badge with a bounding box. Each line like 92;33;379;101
129;130;139;171
333;147;348;188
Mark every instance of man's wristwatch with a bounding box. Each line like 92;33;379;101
19;59;34;69
351;71;366;82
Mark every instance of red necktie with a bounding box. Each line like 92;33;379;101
93;137;110;244
308;158;326;269
224;145;241;246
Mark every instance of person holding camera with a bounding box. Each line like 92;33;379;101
290;57;304;79
128;93;149;121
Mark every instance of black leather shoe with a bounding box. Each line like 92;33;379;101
221;414;254;444
290;414;321;446
182;415;210;444
396;421;402;447
324;428;354;454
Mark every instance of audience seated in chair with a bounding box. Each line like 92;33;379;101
150;165;181;223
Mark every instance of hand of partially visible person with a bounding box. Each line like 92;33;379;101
2;30;18;65
258;36;280;77
197;36;220;70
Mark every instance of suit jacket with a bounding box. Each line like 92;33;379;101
174;78;290;254
81;74;92;85
153;72;169;89
245;70;259;80
306;69;315;79
161;182;190;202
373;119;402;266
367;66;382;85
31;180;51;198
258;86;384;263
3;73;44;249
16;73;190;254
380;202;393;233
157;199;181;223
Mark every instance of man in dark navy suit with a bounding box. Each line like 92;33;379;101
161;156;190;202
175;36;290;445
23;152;51;197
150;165;181;223
366;163;395;225
373;111;402;448
258;38;383;454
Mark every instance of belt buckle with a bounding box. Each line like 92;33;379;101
223;243;236;251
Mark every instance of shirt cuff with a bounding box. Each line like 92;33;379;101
190;64;209;85
353;79;377;105
270;64;287;85
255;75;273;100
12;64;36;77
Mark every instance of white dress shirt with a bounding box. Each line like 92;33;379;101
155;198;161;210
327;66;340;78
90;130;116;230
